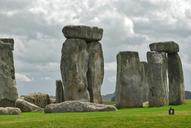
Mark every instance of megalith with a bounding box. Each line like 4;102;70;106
60;39;89;101
147;51;169;107
115;51;142;108
149;41;184;105
56;80;64;103
0;38;18;107
140;61;149;102
61;25;104;102
87;42;104;103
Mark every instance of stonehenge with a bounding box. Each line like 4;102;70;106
0;38;18;107
56;80;64;103
115;41;184;107
115;52;142;108
61;25;104;103
149;41;184;105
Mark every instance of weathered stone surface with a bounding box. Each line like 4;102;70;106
60;39;89;101
140;62;149;102
62;25;103;41
44;101;117;113
149;41;179;53
0;39;18;107
56;80;64;103
168;53;184;105
87;42;104;104
0;107;21;115
147;51;169;107
23;93;50;108
15;98;43;112
115;51;142;108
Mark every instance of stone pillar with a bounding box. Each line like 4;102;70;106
168;53;184;105
147;51;169;107
87;42;104;104
115;51;142;108
60;39;89;101
149;41;184;105
140;61;149;102
56;80;64;103
61;25;104;102
0;38;18;107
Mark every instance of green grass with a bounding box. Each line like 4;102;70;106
0;100;191;128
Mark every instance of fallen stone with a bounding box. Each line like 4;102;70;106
87;42;104;104
60;39;89;101
62;25;103;41
149;41;179;53
0;107;21;115
56;80;64;103
115;51;142;108
15;98;43;112
147;51;169;107
0;39;18;107
44;101;117;113
23;93;50;108
168;53;185;105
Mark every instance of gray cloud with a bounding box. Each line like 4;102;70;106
0;0;190;96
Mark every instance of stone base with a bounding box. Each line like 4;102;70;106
0;99;16;107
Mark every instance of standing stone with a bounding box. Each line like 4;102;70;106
168;53;184;105
0;39;18;107
115;51;142;108
56;80;64;103
60;39;89;101
87;42;104;103
147;51;169;107
140;62;149;102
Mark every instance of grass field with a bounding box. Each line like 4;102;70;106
0;100;191;128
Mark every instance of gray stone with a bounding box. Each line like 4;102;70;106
62;25;103;41
87;42;104;103
168;53;184;105
56;80;64;103
44;101;117;113
60;39;89;101
0;39;18;107
0;107;21;115
23;93;50;108
149;41;179;53
140;62;149;102
115;51;142;108
147;51;169;107
15;98;43;112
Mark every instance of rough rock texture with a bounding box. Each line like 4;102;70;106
44;101;117;113
115;51;142;108
62;25;103;41
23;93;50;108
60;39;89;101
0;39;18;107
149;41;179;53
15;98;43;112
87;42;104;103
147;51;169;107
56;80;64;103
140;62;149;102
168;53;184;105
0;107;21;115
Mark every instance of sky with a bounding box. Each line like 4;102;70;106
0;0;191;96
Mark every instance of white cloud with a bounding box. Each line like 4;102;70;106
16;73;32;82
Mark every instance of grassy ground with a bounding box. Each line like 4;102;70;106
0;100;191;128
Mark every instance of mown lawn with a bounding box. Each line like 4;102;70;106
0;100;191;128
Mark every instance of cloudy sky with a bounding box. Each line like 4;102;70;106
0;0;191;96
